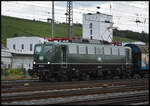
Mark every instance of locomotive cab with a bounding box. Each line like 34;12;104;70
34;43;55;64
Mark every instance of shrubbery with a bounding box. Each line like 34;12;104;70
2;68;32;80
4;68;24;76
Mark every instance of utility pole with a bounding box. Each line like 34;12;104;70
52;1;55;38
66;1;73;38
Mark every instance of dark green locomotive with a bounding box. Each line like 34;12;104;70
30;39;133;81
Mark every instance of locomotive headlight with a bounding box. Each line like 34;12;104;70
33;61;36;64
48;61;50;64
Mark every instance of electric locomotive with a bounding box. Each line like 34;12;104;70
29;38;142;81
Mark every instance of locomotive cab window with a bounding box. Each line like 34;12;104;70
35;45;42;53
43;45;53;53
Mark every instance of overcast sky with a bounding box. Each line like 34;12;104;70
1;1;149;33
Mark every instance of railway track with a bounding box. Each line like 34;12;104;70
2;78;149;105
2;79;148;93
2;78;148;89
59;91;149;105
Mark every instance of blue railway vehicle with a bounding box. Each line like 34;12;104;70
125;44;149;78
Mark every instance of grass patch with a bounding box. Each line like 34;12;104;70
1;68;32;80
1;75;32;80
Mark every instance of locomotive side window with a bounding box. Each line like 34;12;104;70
119;48;125;55
104;46;111;55
88;46;95;54
69;45;77;54
96;47;103;55
79;45;86;54
35;46;42;53
112;48;118;55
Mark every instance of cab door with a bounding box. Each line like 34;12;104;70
125;48;130;63
61;45;67;68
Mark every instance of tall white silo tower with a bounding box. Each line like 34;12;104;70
82;12;113;42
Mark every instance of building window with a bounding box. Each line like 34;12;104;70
90;29;93;35
13;44;15;50
89;23;92;28
21;44;24;50
30;44;32;51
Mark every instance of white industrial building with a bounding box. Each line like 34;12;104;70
4;36;45;70
7;36;45;54
82;12;113;42
1;48;12;70
11;53;33;70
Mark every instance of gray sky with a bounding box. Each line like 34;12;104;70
1;1;149;33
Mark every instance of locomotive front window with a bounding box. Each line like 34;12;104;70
44;45;53;53
35;46;42;53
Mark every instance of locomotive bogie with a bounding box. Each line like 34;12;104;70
33;63;133;81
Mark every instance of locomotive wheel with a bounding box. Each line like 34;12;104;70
133;74;141;79
82;73;90;81
55;75;61;81
112;76;120;80
89;72;97;80
119;72;127;79
144;74;149;78
78;73;83;81
67;70;72;81
67;74;72;81
42;74;46;81
39;72;44;81
39;75;42;80
125;73;131;79
45;73;50;81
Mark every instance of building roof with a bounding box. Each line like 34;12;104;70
1;49;12;57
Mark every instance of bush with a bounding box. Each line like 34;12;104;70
5;68;24;76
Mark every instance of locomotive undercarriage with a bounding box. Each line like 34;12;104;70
29;63;142;81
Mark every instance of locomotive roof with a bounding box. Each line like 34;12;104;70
36;41;130;49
